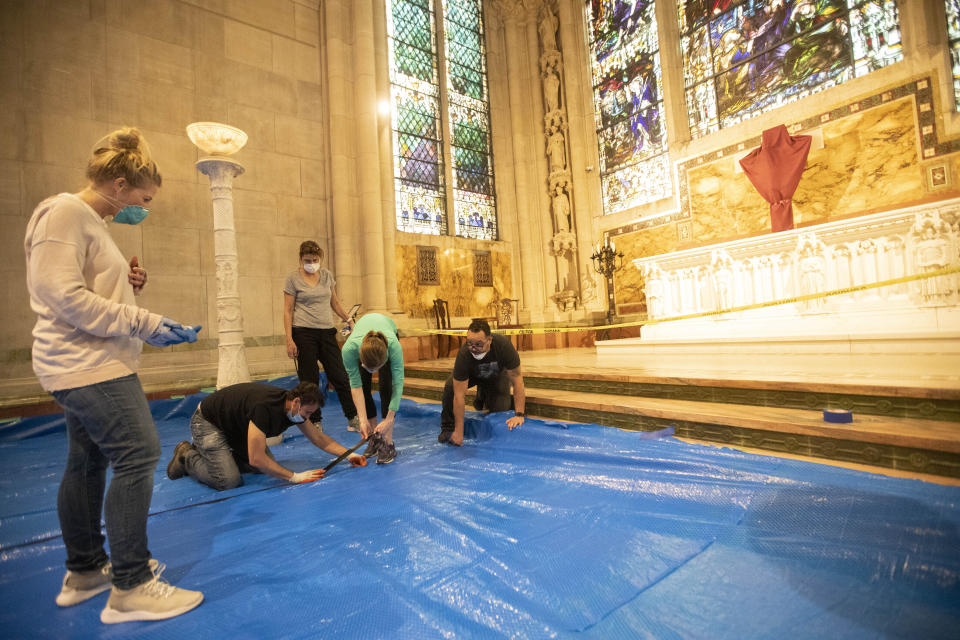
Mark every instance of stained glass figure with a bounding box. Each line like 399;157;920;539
586;0;672;214
946;0;960;108
678;0;902;138
387;0;497;239
444;0;498;240
388;0;447;235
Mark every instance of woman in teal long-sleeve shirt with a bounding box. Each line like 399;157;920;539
340;313;404;464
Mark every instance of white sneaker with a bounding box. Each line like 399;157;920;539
100;562;203;624
56;558;160;607
56;562;112;607
347;416;360;432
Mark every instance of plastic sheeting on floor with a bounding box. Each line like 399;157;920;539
0;377;958;639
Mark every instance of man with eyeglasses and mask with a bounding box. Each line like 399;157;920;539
438;318;526;446
165;381;366;491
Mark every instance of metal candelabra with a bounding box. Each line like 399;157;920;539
590;237;624;324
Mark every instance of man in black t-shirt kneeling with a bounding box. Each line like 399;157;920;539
166;381;365;490
439;318;527;446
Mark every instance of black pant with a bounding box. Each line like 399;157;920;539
292;326;357;420
360;357;393;420
440;370;512;432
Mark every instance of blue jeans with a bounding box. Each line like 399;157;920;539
52;374;159;590
184;406;243;491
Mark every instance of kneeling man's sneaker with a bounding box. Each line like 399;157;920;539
100;562;203;624
376;442;398;465
166;441;194;480
347;416;361;432
437;430;453;444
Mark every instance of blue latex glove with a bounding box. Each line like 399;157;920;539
145;318;202;347
168;321;202;343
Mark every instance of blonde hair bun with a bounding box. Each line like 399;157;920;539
86;126;162;188
111;128;142;150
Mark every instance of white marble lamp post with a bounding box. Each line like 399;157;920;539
187;122;251;389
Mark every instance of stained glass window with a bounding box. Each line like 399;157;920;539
586;1;672;215
947;0;960;108
678;1;902;138
443;0;498;240
387;0;498;240
388;0;447;235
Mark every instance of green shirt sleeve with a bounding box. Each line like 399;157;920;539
342;340;361;388
387;339;404;412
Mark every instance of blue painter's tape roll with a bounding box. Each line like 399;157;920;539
823;409;853;423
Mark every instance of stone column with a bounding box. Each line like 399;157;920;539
656;0;690;146
196;158;251;388
556;0;604;313
531;11;560;311
497;1;548;320
373;0;400;311
323;0;362;313
354;0;388;312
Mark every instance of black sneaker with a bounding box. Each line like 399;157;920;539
166;441;194;480
363;434;382;459
438;430;453;444
376;442;397;465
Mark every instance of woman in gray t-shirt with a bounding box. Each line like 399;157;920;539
283;240;359;430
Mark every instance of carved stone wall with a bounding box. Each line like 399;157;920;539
538;1;580;312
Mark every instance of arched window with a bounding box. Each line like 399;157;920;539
679;0;903;138
946;0;960;108
386;0;498;240
586;1;672;215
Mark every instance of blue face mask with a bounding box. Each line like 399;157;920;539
95;188;150;225
113;205;150;225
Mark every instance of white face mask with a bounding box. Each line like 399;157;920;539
471;350;487;360
288;411;305;423
303;262;320;274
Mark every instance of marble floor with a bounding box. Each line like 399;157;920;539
408;346;960;395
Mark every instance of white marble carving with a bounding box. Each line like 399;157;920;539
538;4;558;52
634;200;960;340
552;184;571;233
538;2;581;313
546;129;566;172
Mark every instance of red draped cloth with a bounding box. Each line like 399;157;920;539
739;124;812;232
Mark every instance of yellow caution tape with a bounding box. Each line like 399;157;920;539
404;265;960;336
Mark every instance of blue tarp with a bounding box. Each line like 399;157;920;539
0;378;958;639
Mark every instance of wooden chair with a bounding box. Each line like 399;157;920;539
432;299;462;358
433;298;451;330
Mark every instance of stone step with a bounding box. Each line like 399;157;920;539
404;360;960;422
401;377;960;479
